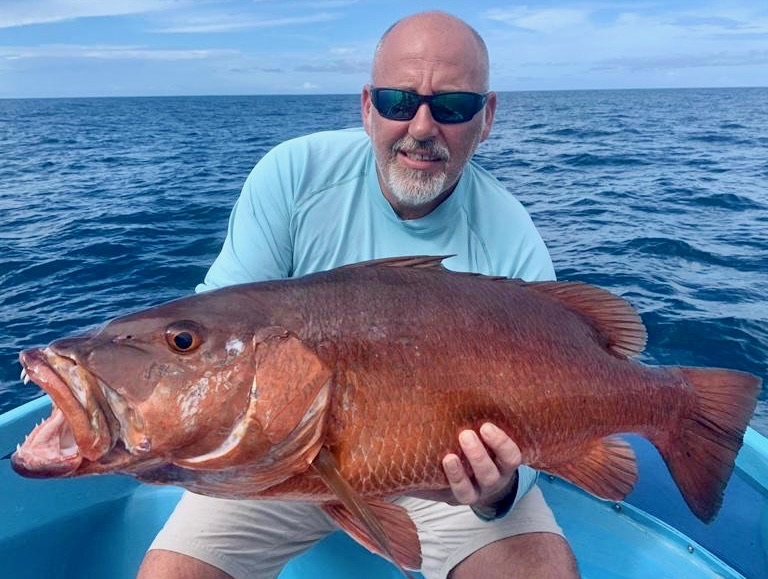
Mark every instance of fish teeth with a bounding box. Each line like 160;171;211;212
20;368;30;385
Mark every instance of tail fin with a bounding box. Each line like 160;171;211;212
655;367;760;522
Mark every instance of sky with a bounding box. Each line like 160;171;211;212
1;0;767;98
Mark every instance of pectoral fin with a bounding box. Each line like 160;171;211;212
544;436;638;501
313;448;421;576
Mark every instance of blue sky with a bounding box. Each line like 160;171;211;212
1;1;767;98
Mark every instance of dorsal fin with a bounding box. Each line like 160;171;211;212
340;256;512;281
525;281;648;358
341;255;452;270
339;257;646;358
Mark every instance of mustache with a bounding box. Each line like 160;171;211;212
391;136;450;162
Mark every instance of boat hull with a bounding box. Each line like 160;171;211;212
2;396;766;578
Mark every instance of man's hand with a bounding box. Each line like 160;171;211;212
441;422;522;509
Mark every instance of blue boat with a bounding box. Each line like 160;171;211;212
1;395;766;578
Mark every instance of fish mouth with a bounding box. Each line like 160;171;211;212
12;348;117;478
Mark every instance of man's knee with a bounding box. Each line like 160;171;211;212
137;549;233;579
449;532;579;579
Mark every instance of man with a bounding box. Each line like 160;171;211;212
139;11;579;579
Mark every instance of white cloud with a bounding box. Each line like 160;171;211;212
155;12;339;34
0;0;183;29
0;44;236;61
475;2;768;90
295;58;369;74
297;0;358;7
593;49;768;72
482;3;768;66
484;6;589;33
329;46;358;56
2;1;767;96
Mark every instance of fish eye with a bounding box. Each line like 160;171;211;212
165;321;205;353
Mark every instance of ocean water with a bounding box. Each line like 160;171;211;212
1;89;766;435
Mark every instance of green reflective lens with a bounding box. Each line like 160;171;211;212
371;88;487;124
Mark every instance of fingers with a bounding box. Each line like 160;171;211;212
442;452;478;505
459;429;500;491
479;422;522;475
442;423;523;507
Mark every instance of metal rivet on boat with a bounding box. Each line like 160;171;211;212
687;545;695;554
613;503;622;512
547;475;555;482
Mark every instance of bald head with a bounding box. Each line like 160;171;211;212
362;11;497;220
372;11;490;91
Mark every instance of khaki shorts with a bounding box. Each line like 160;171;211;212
149;485;563;579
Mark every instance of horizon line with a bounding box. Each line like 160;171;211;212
2;85;767;101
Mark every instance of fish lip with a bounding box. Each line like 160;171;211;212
12;348;114;476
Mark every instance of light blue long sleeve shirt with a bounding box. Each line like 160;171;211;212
198;127;556;508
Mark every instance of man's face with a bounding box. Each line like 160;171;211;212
362;20;496;219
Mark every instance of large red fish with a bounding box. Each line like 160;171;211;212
12;257;761;571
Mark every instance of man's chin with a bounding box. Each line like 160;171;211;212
386;174;447;207
388;188;444;209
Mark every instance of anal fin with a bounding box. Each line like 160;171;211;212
313;447;421;576
545;436;638;501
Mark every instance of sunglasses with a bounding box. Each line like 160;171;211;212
370;87;488;124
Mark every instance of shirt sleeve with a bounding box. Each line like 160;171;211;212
511;466;539;509
195;145;295;292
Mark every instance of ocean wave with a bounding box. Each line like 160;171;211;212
555;152;652;167
1;89;766;433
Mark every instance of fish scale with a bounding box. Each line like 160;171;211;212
11;256;761;572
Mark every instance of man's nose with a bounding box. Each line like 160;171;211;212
408;103;440;141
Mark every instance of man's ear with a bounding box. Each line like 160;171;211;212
361;84;374;135
480;91;497;143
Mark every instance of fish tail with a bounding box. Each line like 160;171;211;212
656;367;760;523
